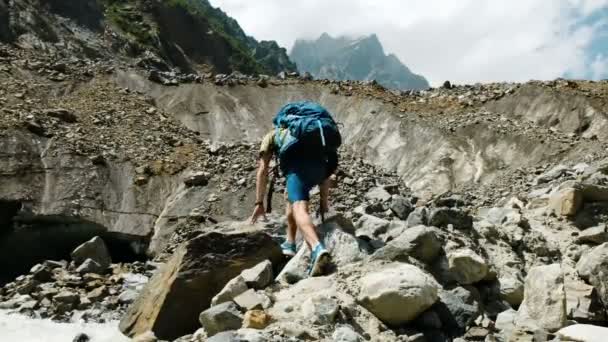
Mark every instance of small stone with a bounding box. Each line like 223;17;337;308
45;109;77;123
54;291;80;305
71;236;112;269
448;248;488;285
76;258;105;275
365;187;392;202
242;310;272;329
389;195;414;220
301;295;339;324
241;260;273;290
211;275;248;306
234;289;271;310
199;302;243;337
118;289;139;304
30;264;53;282
499;276;524;307
332;325;362;342
184;171;209;187
72;333;90;342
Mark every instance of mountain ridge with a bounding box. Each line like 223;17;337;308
291;32;429;90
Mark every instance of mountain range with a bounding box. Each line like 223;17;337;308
291;33;429;90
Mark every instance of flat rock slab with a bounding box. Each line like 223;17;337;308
557;324;608;342
119;230;281;340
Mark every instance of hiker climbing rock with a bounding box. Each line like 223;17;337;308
250;101;341;276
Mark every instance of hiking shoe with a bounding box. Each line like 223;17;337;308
308;243;330;276
281;241;297;257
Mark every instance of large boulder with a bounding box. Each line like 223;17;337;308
576;242;608;306
372;225;441;263
119;231;282;340
71;236;112;269
447;249;488;285
357;263;439;326
516;264;566;332
277;214;369;283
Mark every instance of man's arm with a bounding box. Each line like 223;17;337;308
250;152;272;223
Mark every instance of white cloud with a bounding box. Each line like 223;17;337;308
209;0;608;85
591;53;608;79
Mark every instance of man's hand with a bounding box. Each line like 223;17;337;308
250;203;267;224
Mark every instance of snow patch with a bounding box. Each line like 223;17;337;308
0;310;129;342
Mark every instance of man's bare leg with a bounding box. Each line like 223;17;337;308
285;202;297;243
292;201;320;249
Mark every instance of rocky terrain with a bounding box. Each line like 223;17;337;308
2;1;608;342
291;33;430;90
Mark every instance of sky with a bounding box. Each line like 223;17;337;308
208;0;608;86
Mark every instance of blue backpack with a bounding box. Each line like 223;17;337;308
272;101;341;167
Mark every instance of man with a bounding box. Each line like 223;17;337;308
249;101;340;276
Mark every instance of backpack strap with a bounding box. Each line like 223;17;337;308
317;120;326;147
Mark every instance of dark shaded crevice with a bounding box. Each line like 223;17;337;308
0;215;148;285
0;199;21;227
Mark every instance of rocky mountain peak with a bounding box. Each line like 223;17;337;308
291;32;429;90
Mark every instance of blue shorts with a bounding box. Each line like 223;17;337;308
284;159;327;203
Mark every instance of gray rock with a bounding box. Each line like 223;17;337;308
436;287;480;334
120;231;282;340
199;302;243;337
301;295;339;324
517;264;566;332
358;263;439;326
576;224;608;245
76;258;105;275
428;208;473;230
16;277;39;294
54;291;80;305
479;207;523;227
499;276;524;307
240;260;273;290
277;214;369;282
389;195;414;220
30;264;52;282
565;278;606;322
407;207;428;227
71;236;112;269
447;249;488;285
45;109;77;123
372;225;441;263
365;186;392;202
211;275;249;306
557;324;608;342
576;243;608;307
354;214;390;240
495;308;517;335
184;171;209;187
332;325;362;342
118;289;139;304
233;289;271;310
